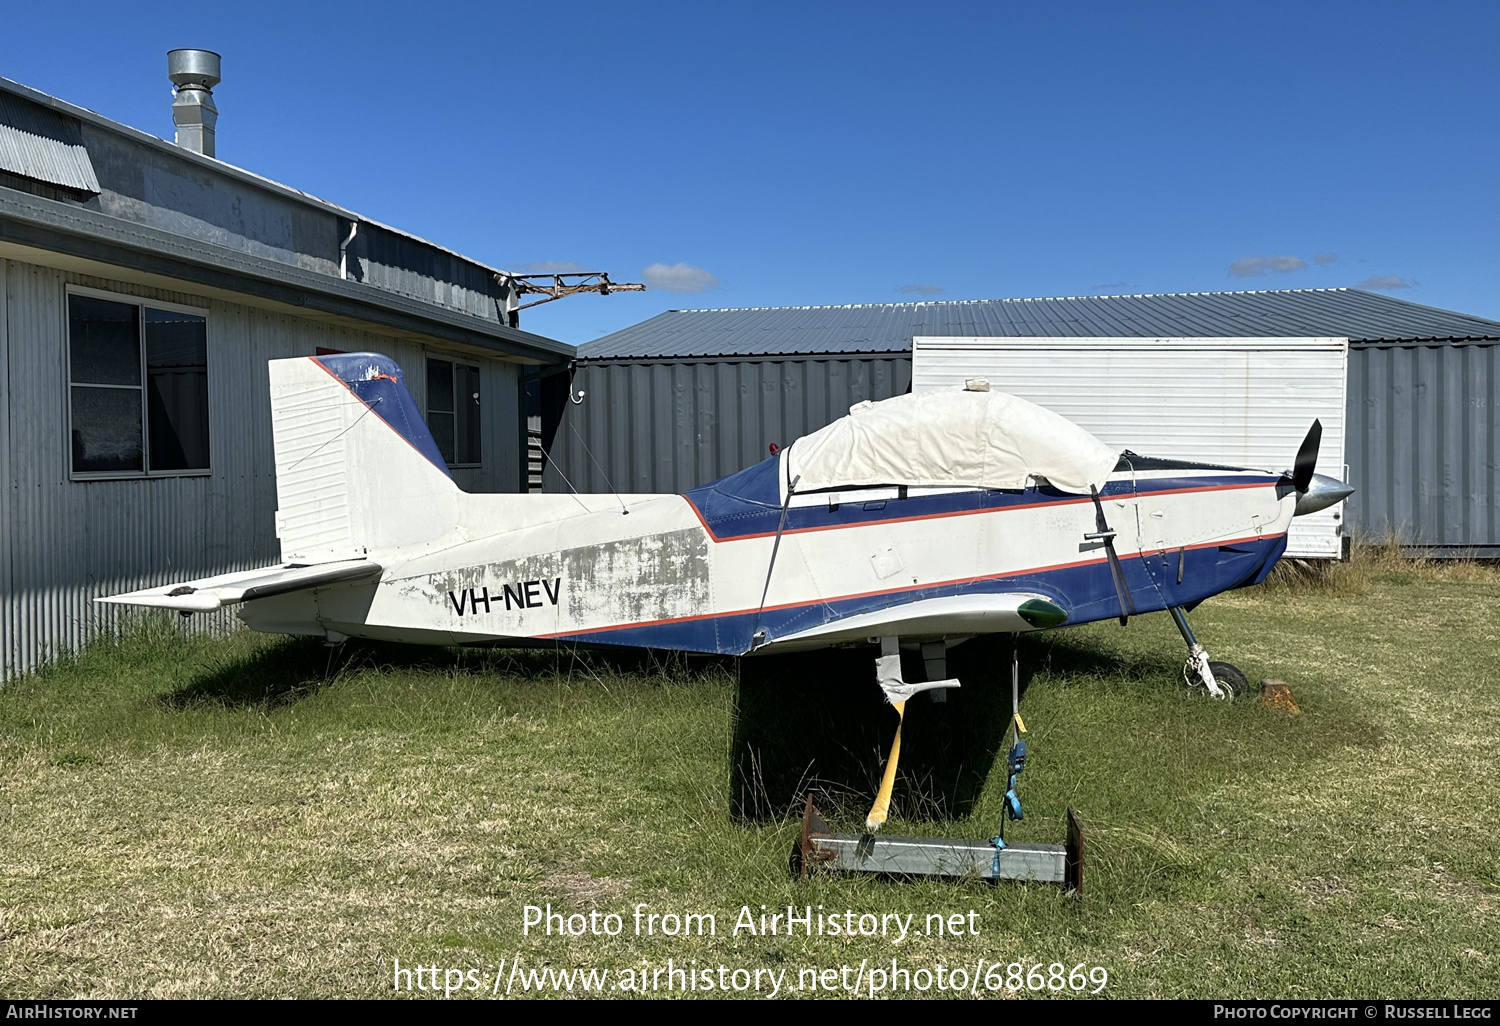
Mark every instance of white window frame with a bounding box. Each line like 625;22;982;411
65;284;212;481
424;353;483;470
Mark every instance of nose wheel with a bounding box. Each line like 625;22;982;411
1186;658;1249;699
1168;606;1249;700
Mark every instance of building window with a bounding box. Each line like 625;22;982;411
67;290;210;477
426;357;481;467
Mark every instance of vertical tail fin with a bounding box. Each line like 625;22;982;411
270;353;458;563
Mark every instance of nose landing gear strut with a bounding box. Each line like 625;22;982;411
1168;606;1249;699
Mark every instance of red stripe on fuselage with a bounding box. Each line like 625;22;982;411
534;529;1285;640
681;480;1277;543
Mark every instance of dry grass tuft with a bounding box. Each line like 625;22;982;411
547;864;630;906
1259;537;1498;598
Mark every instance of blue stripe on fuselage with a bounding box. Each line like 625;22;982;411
683;463;1281;542
543;530;1287;655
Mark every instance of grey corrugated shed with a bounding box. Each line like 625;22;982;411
581;289;1500;359
1347;343;1500;556
0;91;99;195
1;259;524;679
557;289;1500;556
545;356;912;495
1;72;552;679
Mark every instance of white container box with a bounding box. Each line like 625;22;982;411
911;336;1349;559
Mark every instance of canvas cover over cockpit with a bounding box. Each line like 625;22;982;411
784;386;1120;496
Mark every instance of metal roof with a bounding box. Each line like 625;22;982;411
0;74;571;362
580;289;1500;360
0;91;99;195
0;75;512;284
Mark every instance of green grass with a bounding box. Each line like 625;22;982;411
1;557;1497;999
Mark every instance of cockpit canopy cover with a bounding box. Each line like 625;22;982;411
786;387;1120;496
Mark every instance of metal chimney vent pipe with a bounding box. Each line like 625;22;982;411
167;49;221;157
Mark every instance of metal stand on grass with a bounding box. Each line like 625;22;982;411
794;636;1083;891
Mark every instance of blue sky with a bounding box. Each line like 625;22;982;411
3;1;1496;344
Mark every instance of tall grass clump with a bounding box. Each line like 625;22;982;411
1259;534;1497;597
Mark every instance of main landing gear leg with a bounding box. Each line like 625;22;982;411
1168;606;1248;700
863;638;960;833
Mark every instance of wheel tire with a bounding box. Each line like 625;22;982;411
1207;661;1250;699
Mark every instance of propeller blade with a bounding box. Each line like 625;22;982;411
1292;419;1322;494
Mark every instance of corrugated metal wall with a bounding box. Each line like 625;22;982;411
545;356;912;494
0;262;11;670
2;258;522;679
549;346;1500;557
354;223;512;325
1347;342;1499;556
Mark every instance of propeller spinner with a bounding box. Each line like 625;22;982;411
1287;419;1355;516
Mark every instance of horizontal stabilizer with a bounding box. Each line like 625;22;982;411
99;561;383;612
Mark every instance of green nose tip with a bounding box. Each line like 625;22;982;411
1018;597;1068;629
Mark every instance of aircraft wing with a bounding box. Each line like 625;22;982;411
98;561;383;613
762;592;1070;650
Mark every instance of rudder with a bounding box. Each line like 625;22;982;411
270;353;459;563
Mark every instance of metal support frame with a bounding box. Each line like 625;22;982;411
494;271;645;312
920;641;948;703
1010;638;1020;747
795;798;1082;890
792;637;1082;892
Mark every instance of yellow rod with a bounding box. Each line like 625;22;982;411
864;700;906;832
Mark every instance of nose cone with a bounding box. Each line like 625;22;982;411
1295;473;1355;516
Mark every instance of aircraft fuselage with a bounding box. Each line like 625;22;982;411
240;458;1294;654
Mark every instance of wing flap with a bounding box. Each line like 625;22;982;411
98;560;383;612
764;592;1069;649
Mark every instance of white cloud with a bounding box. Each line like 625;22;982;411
899;284;943;295
1091;281;1129;293
1228;255;1309;277
1314;252;1337;265
642;262;720;294
1357;275;1414;291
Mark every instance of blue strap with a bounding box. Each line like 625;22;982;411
1008;740;1027;776
991;742;1029;878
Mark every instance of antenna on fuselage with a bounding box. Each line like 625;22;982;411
562;407;629;515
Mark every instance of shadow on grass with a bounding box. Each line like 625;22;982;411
160;634;739;710
159;636;335;709
730;634;1100;825
345;640;737;683
730;628;1385;834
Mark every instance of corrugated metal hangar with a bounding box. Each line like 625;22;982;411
550;290;1500;558
0;62;572;678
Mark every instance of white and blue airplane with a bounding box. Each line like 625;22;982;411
103;352;1352;828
